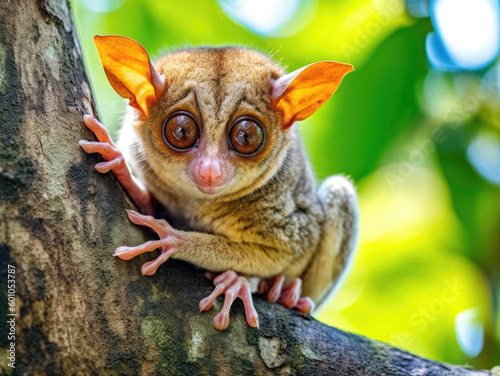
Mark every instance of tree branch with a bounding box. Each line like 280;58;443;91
0;1;493;375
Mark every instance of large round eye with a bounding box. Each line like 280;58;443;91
163;111;200;151
228;117;264;155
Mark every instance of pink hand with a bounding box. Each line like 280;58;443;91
200;271;259;330
258;275;315;314
79;114;152;214
114;210;184;276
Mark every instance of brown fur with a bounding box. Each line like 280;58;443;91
117;47;358;302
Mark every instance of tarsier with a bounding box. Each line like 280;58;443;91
80;35;358;330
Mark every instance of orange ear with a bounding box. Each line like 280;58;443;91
271;61;354;129
94;35;165;117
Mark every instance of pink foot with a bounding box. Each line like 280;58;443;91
258;275;315;314
113;210;185;276
79;114;152;214
200;271;259;330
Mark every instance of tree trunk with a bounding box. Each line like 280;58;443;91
0;1;494;375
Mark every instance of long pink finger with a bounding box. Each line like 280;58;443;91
83;114;115;145
199;271;238;312
257;278;271;294
295;297;315;314
79;140;120;160
199;284;226;312
213;280;240;330
214;270;237;285
279;278;301;309
204;271;218;280
95;157;123;173
126;210;171;238
238;283;259;328
113;238;173;260
267;274;285;303
141;251;172;276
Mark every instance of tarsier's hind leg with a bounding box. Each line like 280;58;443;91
257;275;315;314
301;175;359;308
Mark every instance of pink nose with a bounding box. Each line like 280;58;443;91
197;156;222;185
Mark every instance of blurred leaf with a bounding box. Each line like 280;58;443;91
308;21;432;181
435;125;500;260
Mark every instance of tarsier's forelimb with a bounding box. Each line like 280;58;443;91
79;115;153;215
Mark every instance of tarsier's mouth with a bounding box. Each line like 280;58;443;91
194;182;227;195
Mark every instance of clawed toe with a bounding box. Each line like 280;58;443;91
295;297;315;314
259;274;314;314
279;278;301;309
200;270;258;330
266;274;284;303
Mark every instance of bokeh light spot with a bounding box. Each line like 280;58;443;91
467;132;500;185
429;0;500;71
455;307;484;358
218;0;316;37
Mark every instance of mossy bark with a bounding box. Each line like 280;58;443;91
0;1;494;375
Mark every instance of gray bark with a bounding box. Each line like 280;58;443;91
0;0;494;375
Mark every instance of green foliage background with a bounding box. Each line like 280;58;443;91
71;0;500;368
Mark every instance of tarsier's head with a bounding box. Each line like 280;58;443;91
94;35;353;200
